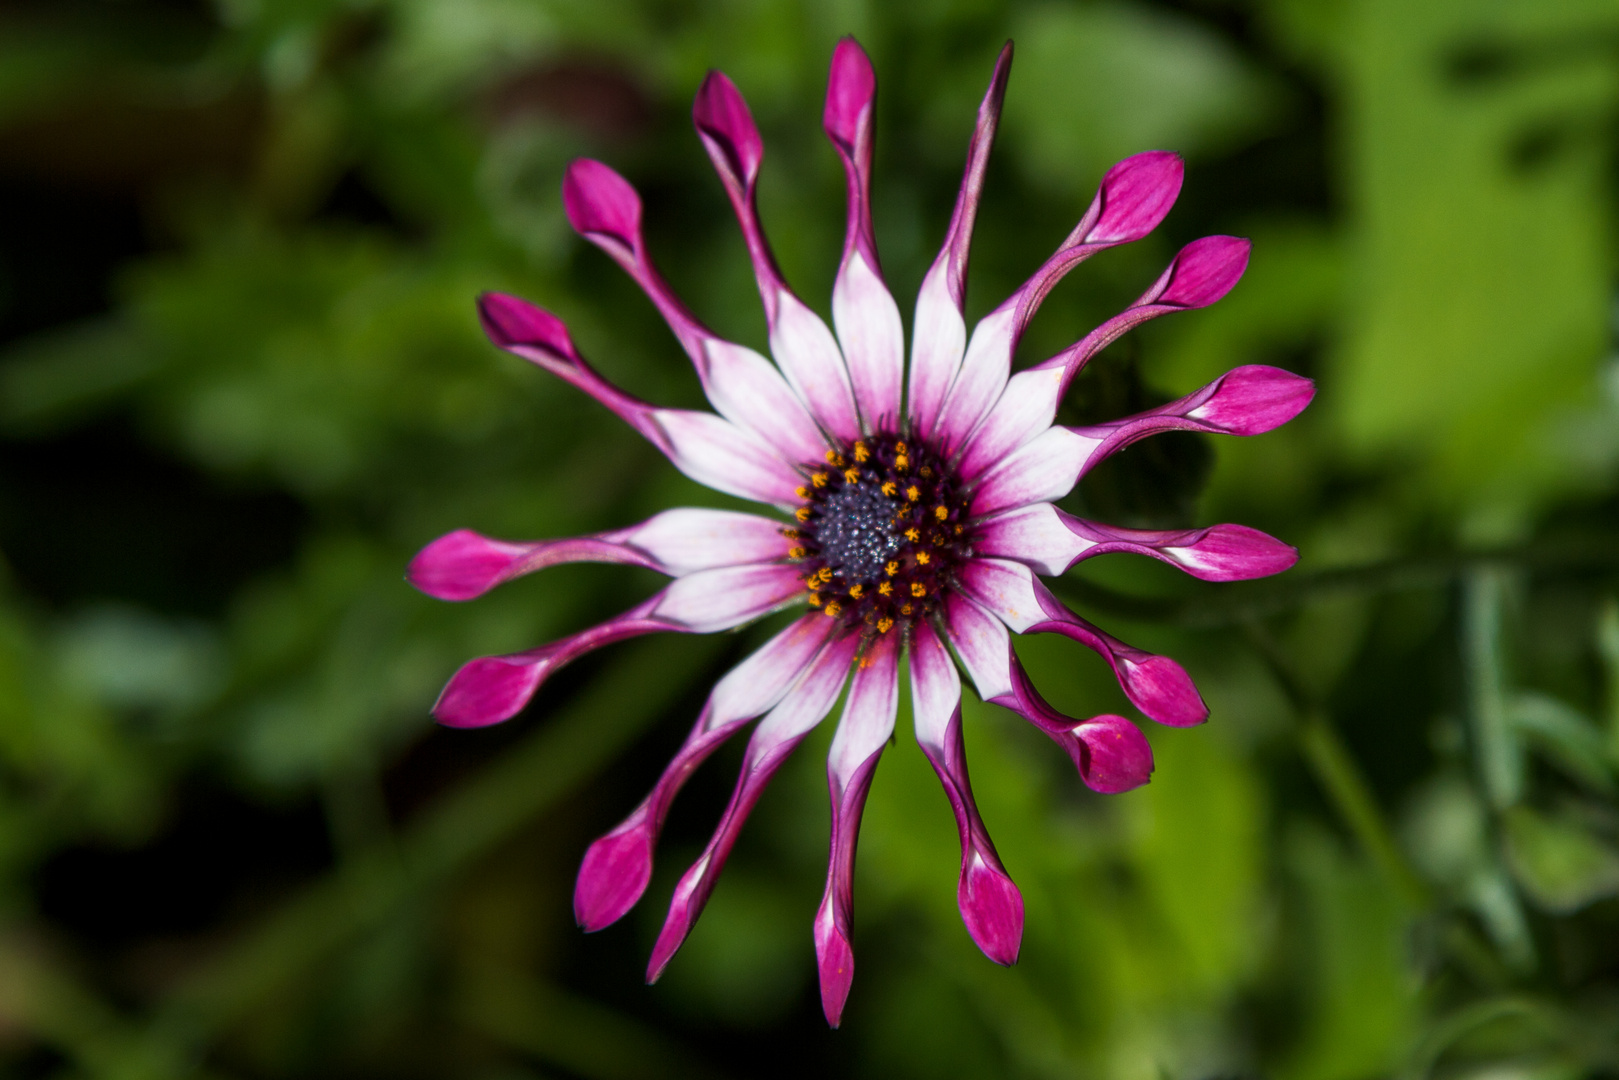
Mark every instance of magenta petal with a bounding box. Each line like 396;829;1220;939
1162;522;1298;580
575;824;655;930
979;509;1299;583
432;597;675;728
646;631;859;982
562;158;642;258
823;37;877;155
1063;714;1154;793
960;855;1023;964
814;913;856;1027
907;42;1013;442
1156;235;1251;308
1078;150;1184;245
1188;364;1316;435
407;528;662;601
693;70;764;186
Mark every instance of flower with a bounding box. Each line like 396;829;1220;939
409;38;1312;1026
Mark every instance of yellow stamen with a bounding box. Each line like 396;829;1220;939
795;486;809;499
934;505;948;521
808;592;822;607
812;471;829;488
788;546;807;559
911;582;927;598
885;561;900;577
795;507;811;522
916;551;930;565
849;583;864;599
901;603;914;616
931;534;944;546
825;602;842;617
881;481;897;497
895;455;909;472
906;486;920;502
782;528;800;539
815;567;833;585
853;442;870;462
895;441;908;454
844;467;860;483
920;466;933;478
825;450;843;466
878;582;893;596
904;528;920;542
876;617;894;634
954;523;964;534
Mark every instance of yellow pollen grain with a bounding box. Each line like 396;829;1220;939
911;582;927;597
954;523;964;534
825;602;842;617
895;441;908;454
931;534;944;546
885;561;899;577
808;592;822;607
878;582;893;596
881;481;897;497
844;467;860;483
825;450;843;466
795;507;811;522
849;584;864;599
920;466;933;478
916;551;930;565
904;527;920;542
876;617;894;633
781;528;800;539
858;651;874;669
815;568;833;585
895;455;909;472
906;486;920;502
934;505;948;521
853;442;869;462
788;546;807;559
901;603;914;616
795;486;809;499
812;472;829;488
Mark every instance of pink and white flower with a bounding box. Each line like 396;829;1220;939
410;39;1311;1026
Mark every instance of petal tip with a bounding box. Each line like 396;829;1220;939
1194;365;1316;435
1069;714;1155;792
1122;657;1208;727
562;158;643;248
814;919;855;1027
824;37;876;146
693;70;764;183
575;826;656;931
959;857;1024;965
477;292;576;360
431;655;544;729
407;529;518;601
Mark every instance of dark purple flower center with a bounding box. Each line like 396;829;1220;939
787;433;970;635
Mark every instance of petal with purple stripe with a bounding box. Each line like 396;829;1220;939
824;39;904;430
974;503;1297;582
909;43;1013;441
692;71;862;442
911;622;1023;965
815;631;900;1026
574;614;838;931
409;509;793;602
931;151;1184;451
645;630;859;980
562;159;826;462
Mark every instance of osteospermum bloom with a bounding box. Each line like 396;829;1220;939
410;39;1312;1025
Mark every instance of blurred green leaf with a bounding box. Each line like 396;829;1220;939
1503;804;1619;914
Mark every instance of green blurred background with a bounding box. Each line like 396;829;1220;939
2;0;1619;1076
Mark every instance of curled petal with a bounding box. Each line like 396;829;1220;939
956;236;1251;481
692;73;862;442
645;631;859;980
991;653;1154;793
435;563;804;730
824;39;904;429
932;152;1184;452
959;560;1208;727
909;42;1012;441
479;293;807;505
433;596;677;728
575;614;839;931
409;509;793;601
911;623;1022;964
974;503;1297;582
562;160;827;462
970;365;1314;516
816;631;901;1026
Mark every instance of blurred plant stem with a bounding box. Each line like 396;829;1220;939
1239;620;1431;909
118;634;722;1075
1463;568;1523;810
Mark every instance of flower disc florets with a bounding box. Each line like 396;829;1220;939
788;435;970;634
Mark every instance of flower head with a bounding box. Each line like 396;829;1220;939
410;38;1312;1026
